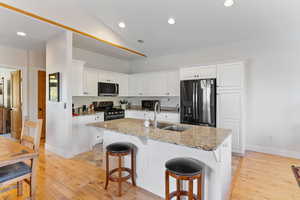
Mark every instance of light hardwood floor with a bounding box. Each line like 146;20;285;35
0;144;299;200
231;151;300;200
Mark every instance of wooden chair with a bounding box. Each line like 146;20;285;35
0;119;43;200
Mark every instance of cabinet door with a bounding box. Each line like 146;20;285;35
131;74;147;96
83;68;98;96
218;119;241;153
116;73;128;96
217;91;242;153
166;71;180;96
180;66;216;80
71;60;85;96
147;72;166;96
217;62;243;90
180;67;199;80
217;91;241;120
98;70;117;83
128;74;139;96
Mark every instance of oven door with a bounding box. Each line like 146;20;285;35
98;82;119;96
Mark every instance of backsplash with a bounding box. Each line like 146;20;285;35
124;96;180;108
72;96;121;108
72;96;180;108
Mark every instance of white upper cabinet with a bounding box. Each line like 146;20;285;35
83;67;98;96
115;73;129;96
147;72;166;96
180;65;217;80
72;65;179;97
128;70;180;97
166;71;180;96
128;73;145;96
98;70;118;83
71;60;85;96
217;62;244;90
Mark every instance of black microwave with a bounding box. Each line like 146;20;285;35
98;82;119;96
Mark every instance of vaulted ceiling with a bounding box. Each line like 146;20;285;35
1;0;300;57
80;0;300;56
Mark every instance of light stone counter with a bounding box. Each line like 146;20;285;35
88;118;231;151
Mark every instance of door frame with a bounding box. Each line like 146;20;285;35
0;63;28;122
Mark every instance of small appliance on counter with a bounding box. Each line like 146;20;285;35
93;101;125;121
141;100;160;111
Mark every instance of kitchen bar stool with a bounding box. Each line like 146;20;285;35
104;142;136;196
165;157;203;200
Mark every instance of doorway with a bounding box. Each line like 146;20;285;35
0;67;21;139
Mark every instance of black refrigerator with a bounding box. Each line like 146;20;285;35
180;79;217;127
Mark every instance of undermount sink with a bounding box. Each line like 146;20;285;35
163;125;190;132
154;122;191;132
155;122;173;129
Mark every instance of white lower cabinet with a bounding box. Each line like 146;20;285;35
71;113;104;156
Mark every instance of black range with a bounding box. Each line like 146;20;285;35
93;101;125;121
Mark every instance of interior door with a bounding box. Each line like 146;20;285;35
38;71;46;139
11;70;22;139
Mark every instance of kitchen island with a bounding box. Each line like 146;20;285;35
89;118;232;200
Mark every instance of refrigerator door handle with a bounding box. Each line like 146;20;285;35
207;81;212;125
202;80;208;124
192;81;196;120
195;81;198;121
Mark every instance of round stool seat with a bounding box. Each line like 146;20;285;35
106;142;133;153
165;157;202;176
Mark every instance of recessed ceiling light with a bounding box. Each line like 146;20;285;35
224;0;234;7
168;18;176;25
17;32;26;36
118;22;126;28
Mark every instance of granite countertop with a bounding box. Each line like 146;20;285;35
88;118;231;151
127;106;179;113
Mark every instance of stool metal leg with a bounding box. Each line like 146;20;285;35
188;179;193;200
197;176;202;200
104;151;109;190
131;149;136;186
118;155;122;196
165;170;170;200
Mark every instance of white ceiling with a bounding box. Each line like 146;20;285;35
0;7;63;50
77;0;300;56
1;0;299;58
73;33;142;60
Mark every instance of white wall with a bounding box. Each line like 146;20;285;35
130;38;300;158
46;31;73;157
0;44;45;124
72;47;131;73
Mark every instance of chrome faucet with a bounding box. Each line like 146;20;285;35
153;101;161;128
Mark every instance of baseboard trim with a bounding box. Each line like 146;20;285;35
45;143;74;158
246;145;300;159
